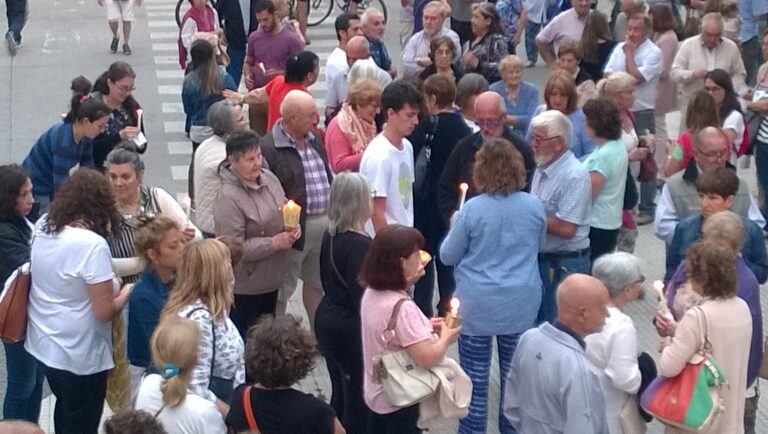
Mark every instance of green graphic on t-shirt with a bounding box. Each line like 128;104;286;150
398;161;411;207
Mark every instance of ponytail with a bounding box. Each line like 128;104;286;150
150;317;201;408
64;94;111;124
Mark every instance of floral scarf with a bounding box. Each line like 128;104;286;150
337;103;376;153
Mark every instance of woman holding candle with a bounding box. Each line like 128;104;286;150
214;130;300;338
360;224;461;432
106;145;200;284
440;138;546;434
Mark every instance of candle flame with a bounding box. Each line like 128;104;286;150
459;183;469;192
450;297;460;312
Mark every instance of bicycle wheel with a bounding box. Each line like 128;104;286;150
307;0;334;26
336;0;387;22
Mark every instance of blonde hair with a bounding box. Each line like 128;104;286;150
271;0;290;19
498;54;524;75
161;239;233;323
134;215;181;262
595;71;636;99
702;210;745;254
150;317;201;408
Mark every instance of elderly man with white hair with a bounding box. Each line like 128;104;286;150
362;8;397;78
671;12;747;132
585;252;646;434
529;110;593;324
261;90;334;325
402;0;461;78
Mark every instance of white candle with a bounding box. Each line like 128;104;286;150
458;183;469;210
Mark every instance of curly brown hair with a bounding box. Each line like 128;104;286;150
104;409;167;434
245;314;318;388
44;169;120;239
685;240;738;299
472;138;526;195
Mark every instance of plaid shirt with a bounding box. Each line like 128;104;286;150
276;124;331;216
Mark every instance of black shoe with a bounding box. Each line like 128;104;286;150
123;43;132;55
110;37;119;53
5;31;17;56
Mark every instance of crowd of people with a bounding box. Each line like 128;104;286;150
3;0;768;433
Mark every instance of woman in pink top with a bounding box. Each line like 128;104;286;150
325;79;381;173
359;225;461;433
650;5;679;178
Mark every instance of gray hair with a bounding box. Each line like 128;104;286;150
530;110;573;149
456;73;489;110
328;172;372;234
592;252;643;297
207;100;238;137
348;59;385;88
361;7;384;26
701;12;724;29
105;144;145;174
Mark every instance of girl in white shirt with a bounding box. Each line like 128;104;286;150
584;252;647;434
706;69;745;166
135;316;227;434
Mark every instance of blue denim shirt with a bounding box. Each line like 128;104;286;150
526;106;597;161
127;269;171;368
182;66;237;126
666;213;768;284
440;192;546;335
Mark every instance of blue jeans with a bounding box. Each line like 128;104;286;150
5;0;27;42
524;20;541;64
633;109;657;215
755;141;768;228
458;333;521;434
536;249;591;324
3;341;44;422
226;44;246;89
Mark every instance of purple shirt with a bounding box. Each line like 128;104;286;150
666;258;763;387
245;27;304;88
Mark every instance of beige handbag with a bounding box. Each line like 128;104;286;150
620;394;647;434
372;298;439;408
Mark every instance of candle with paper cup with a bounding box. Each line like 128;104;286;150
419;250;432;266
283;200;301;229
653;280;673;321
458;183;469;210
445;297;461;329
134;108;148;147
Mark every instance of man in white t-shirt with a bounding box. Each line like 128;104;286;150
326;13;364;87
360;82;424;235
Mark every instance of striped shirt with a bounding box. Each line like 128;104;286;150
296;142;331;216
22;122;94;197
110;186;160;283
531;151;592;253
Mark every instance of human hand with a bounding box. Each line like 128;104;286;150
430;317;445;333
215;399;230;417
288;226;302;242
222;89;244;102
119;126;140;140
272;231;296;250
439;323;461;345
512;34;521;46
416;57;433;67
622;40;636;55
462;51;479;68
629;147;649;162
693;69;708;79
182;227;196;241
654;309;677;337
244;74;255;90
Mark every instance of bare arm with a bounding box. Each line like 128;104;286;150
372;197;388;233
589;172;606;200
406;325;461;369
87;280;130;322
537;39;556;67
546;216;577;239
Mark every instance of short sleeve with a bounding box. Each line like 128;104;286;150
535;17;557;43
395;300;433;348
636;47;662;82
723;111;745;142
361;154;393;199
585;149;614;178
81;237;115;285
555;174;592;225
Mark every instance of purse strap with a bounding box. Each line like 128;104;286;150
328;233;350;290
243;386;260;432
185;307;216;382
381;297;410;350
693;305;713;355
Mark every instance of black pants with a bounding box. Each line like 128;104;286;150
589;227;619;265
44;365;108;434
314;300;373;434
413;255;456;317
368;405;421;434
187;141;201;200
230;291;278;339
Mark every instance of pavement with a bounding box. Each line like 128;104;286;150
2;0;768;432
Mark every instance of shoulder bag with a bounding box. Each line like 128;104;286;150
640;306;726;432
0;262;31;343
371;297;439;408
242;385;261;433
413;115;440;203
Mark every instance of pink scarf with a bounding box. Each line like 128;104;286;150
337;103;376;153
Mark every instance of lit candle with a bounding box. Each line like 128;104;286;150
419;250;432;266
136;108;143;131
445;297;461;329
458;183;469;210
653;280;673;320
282;200;302;229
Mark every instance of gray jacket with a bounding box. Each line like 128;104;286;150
214;166;288;295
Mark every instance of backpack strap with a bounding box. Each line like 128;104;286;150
243;386;260;432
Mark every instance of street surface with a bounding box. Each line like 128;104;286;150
1;0;768;432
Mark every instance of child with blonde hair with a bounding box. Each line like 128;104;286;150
135;316;227;434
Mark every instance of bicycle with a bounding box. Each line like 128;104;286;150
289;0;387;27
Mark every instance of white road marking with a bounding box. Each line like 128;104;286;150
148;21;177;27
152;43;178;51
158;85;182;95
154;55;178;64
164;121;186;133
150;32;179;40
162;102;184;113
168;141;191;155
156;70;184;79
171;166;189;181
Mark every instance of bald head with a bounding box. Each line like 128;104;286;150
693;126;729;173
475;91;505;116
556;274;610;337
280;90;317;137
475;91;506;139
346;35;371;66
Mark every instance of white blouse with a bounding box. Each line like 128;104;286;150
585;307;642;434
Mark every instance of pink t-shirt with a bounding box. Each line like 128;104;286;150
535;8;586;54
360;289;433;414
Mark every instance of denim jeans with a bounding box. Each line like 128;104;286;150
3;341;44;422
226;44;246;89
755;141;768;228
536;250;591;324
5;0;28;42
524;20;541;64
741;35;761;87
633;109;657;215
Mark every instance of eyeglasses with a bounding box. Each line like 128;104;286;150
696;148;729;160
114;83;136;93
475;118;504;128
630;275;645;286
532;135;559;143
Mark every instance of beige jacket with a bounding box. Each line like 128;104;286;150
659;298;752;434
193;135;226;234
214;166;288;295
418;357;472;431
671;35;747;130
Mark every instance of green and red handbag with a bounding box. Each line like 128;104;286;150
640;307;726;432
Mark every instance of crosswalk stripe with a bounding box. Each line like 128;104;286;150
152;43;177;51
150;32;179;40
147;11;175;17
162;102;184;113
154;55;178;64
168;141;191;155
156;70;184;79
158;85;182;95
148;20;177;27
164;121;186;133
171;166;189;181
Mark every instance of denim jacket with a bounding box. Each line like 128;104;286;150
127;269;171;368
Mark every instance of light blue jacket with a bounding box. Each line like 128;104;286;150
504;322;609;434
440;192;546;336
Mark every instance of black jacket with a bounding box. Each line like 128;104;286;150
216;0;259;48
437;126;534;225
261;126;333;251
0;215;32;284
